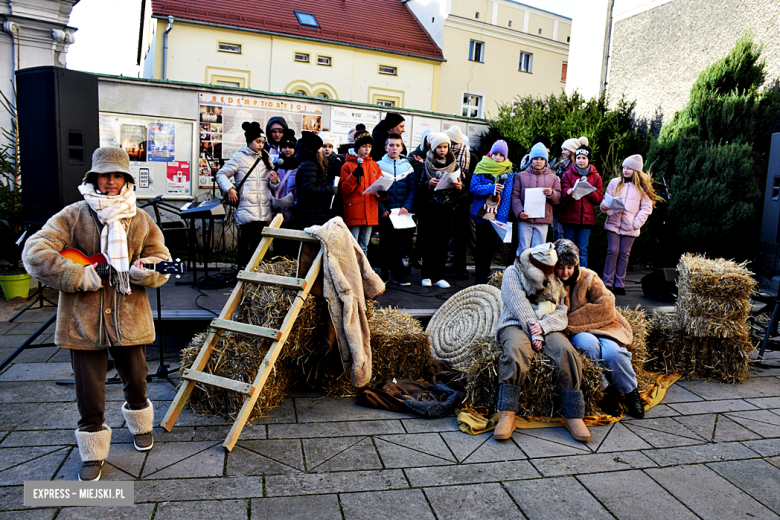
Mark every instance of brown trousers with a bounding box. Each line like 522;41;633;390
70;346;148;432
497;325;582;392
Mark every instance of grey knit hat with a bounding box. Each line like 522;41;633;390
554;239;580;266
82;146;135;185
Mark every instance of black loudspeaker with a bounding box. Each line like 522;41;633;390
641;268;678;303
16;66;99;225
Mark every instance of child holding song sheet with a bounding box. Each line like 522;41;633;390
559;144;603;268
511;142;561;254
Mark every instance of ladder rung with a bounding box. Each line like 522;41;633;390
237;271;306;290
181;369;252;394
262;227;319;242
210;318;281;340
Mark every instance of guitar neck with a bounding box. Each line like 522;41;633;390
94;263;154;276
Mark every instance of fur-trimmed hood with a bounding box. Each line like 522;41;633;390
515;249;565;305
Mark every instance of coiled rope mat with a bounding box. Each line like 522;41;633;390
425;284;503;369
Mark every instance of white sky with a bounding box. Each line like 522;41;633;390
65;0;578;77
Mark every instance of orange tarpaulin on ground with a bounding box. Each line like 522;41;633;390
457;373;682;435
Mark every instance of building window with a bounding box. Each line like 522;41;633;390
294;52;310;63
469;40;485;63
561;62;568;82
216;80;241;87
475;12;480;19
462;93;483;118
377;99;395;107
520;52;533;73
508;20;513;28
294;11;319;28
217;42;242;54
293;89;308;96
316;92;329;99
538;28;543;35
317;55;332;66
567;36;571;42
378;65;398;76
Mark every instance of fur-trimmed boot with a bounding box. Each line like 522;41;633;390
561;390;590;443
494;384;522;440
122;399;154;452
75;425;112;481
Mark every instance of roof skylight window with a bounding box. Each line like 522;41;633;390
295;11;319;28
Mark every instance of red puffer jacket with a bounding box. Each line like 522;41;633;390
559;164;604;226
340;152;386;226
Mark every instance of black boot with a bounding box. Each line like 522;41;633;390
597;386;622;417
622;388;645;419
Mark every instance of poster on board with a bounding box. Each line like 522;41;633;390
198;93;322;160
410;116;441;151
148;123;175;162
120;124;147;162
166;162;190;194
131;166;154;193
329;107;381;150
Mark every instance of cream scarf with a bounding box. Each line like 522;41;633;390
78;183;137;294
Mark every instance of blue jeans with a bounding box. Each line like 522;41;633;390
570;332;637;394
562;226;591;268
516;222;549;256
348;225;372;256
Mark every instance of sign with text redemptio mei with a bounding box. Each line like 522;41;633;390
25;481;134;507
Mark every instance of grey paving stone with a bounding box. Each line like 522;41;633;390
0;446;63;472
251;495;341;520
235;439;303;471
677;377;780;400
0;486;27;511
0;510;56;520
405;460;538;487
0;346;57;363
596;421;653;453
142;441;225;479
0;363;73;382
626;403;681;419
646;464;777;520
661;383;706;403
54;449;135;482
47;348;70;363
376;433;455;461
294;396;416;423
190;424;265;442
5;310;56;324
56;504;155;520
154;499;247;520
672;414;717;441
710;458;780;513
226;446;302;476
742;438;780;457
104;442;147;477
440;431;489;462
0;402;122;430
462;435;527;463
426;483;520;520
513;431;591;458
135;476;264;502
578;470;698;520
105;380;177;402
340;489;435;520
532;450;656;477
623;423;707;448
401;416;459;433
668;399;757;415
583;424;613;451
520;426;594;452
713;415;763;442
0;447;69;485
0;322;20;334
265;469;407;496
3;322;55;335
729;409;780;426
268;419;404;439
747;397;780;409
505;476;612;520
139;441;217;476
642;441;759;466
247;398;296;424
307;438;382;473
0;381;74;403
1;430;73;447
629;417;708;440
727;411;780;438
151;401;229;427
375;437;454;468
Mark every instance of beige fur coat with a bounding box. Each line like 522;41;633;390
565;267;633;346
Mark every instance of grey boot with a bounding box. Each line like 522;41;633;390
497;384;522;413
75;425;112;481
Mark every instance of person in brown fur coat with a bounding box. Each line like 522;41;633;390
553;239;644;418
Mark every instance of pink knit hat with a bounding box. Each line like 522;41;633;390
622;154;644;172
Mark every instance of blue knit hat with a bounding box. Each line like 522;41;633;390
489;140;509;157
529;142;548;161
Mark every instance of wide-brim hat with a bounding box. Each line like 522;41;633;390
82;146;135;185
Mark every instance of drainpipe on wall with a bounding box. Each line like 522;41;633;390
600;0;615;95
3;22;18;104
162;15;174;80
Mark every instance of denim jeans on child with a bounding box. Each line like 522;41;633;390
516;222;549;256
562;226;592;268
570;332;637;394
348;225;373;256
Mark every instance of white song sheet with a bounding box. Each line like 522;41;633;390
389;208;416;229
524;188;547;219
362;176;394;195
491;220;513;243
603;194;626;216
571;179;597;200
434;170;460;191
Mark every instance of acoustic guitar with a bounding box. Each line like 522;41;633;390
60;248;186;278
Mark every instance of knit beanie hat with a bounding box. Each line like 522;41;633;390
529;243;558;275
531;134;551;150
489;140;509;158
383;113;405;130
529;142;549;161
297;131;323;153
279;129;297;149
575;144;592;158
562;136;588;154
427;132;450;151
445;125;463;145
242;121;264;143
354;131;374;149
319;131;334;147
623;154;644;172
554;239;580;266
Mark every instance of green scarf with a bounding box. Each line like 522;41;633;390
473;156;513;179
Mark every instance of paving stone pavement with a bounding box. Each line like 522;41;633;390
1;309;780;519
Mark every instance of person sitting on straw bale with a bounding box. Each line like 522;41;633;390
553;239;645;418
495;242;591;442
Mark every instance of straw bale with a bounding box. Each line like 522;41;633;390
321;305;432;397
677;253;756;301
487;270;504;290
617;306;653;393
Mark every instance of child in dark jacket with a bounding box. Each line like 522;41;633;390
469;140;514;284
559;144;603;268
377;133;417;285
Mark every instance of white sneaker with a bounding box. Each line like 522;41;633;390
421;278;432;287
435;279;451;288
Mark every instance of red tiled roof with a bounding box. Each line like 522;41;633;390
150;0;444;61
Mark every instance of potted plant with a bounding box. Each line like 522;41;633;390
0;91;31;299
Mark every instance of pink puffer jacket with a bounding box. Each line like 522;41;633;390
601;178;652;237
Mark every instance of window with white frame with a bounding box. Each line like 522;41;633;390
520;52;533;73
216;80;241;87
218;42;242;54
461;93;483;118
317;55;332;66
294;52;310;63
469;40;485;63
378;65;398;76
294;11;319;28
376;99;395;107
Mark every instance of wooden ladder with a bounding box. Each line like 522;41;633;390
160;214;322;451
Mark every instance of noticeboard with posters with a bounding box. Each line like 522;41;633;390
328;107;381;152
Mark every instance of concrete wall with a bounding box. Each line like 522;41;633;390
607;0;780;126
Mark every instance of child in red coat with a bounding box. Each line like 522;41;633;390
559;144;603;268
